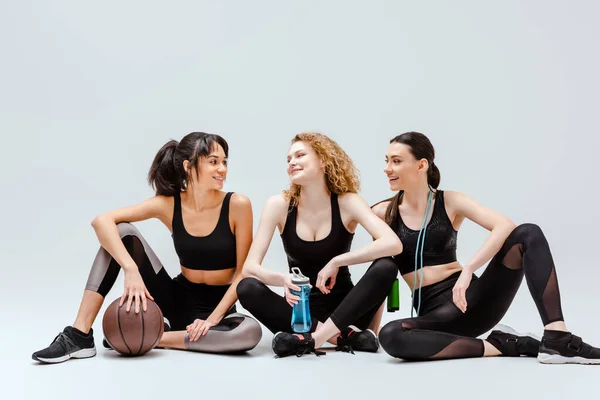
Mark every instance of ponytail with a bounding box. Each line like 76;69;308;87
148;140;182;196
427;162;441;189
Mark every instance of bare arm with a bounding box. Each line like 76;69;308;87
330;193;402;268
240;195;289;287
208;194;253;321
91;195;171;312
445;191;516;273
91;196;171;272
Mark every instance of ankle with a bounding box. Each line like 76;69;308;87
544;321;568;332
483;339;502;357
72;322;92;335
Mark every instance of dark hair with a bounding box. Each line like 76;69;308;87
147;132;229;196
379;131;441;227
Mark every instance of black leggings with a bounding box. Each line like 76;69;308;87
379;223;564;360
237;257;398;334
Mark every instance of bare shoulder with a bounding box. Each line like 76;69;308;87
337;192;367;208
263;193;290;217
230;192;252;211
441;190;473;209
265;193;288;208
371;200;391;220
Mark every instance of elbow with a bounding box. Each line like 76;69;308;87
506;219;517;232
240;263;255;279
383;235;402;256
91;214;114;232
500;218;517;234
91;215;103;230
391;236;403;256
241;268;251;279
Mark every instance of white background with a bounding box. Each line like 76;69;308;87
2;1;599;399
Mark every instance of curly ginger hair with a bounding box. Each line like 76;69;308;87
283;132;360;208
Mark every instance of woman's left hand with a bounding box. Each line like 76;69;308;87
187;314;223;341
452;269;473;313
316;259;339;294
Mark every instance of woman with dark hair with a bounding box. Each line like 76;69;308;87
32;132;262;364
375;131;600;364
237;132;402;358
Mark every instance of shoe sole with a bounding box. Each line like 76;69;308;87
538;353;600;365
493;324;541;341
32;347;97;364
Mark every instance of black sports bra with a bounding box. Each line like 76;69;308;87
392;190;458;275
171;191;237;271
280;193;354;288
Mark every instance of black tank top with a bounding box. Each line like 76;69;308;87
280;193;354;289
171;191;237;271
392;190;457;275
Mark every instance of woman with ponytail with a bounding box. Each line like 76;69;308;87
32;132;262;364
375;131;600;365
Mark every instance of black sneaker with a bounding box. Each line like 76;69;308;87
335;326;379;354
103;318;171;350
538;330;600;365
32;326;96;364
272;332;325;358
486;324;540;357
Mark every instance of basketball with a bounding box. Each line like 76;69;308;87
102;297;164;356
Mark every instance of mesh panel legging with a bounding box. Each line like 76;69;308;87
84;222;262;353
237;257;398;334
379;223;564;360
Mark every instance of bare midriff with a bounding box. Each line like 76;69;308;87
401;261;463;291
180;266;236;285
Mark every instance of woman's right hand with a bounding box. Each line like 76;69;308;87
283;273;301;307
119;268;154;313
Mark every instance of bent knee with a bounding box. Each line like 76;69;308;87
512;223;545;243
116;222;141;238
236;277;262;302
231;316;263;351
240;317;263;344
370;257;398;280
379;321;413;358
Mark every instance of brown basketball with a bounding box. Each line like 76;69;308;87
102;297;164;356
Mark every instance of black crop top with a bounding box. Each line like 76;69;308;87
280;193;354;289
171;191;237;271
392;190;458;275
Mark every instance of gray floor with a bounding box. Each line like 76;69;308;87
6;294;598;400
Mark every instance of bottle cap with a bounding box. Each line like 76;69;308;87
290;267;310;285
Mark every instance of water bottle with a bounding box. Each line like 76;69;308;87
290;267;312;333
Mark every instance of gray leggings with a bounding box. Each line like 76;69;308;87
85;222;262;353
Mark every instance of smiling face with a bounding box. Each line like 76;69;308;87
184;143;228;190
383;141;427;191
286;140;324;186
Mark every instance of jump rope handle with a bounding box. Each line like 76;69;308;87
387;278;400;312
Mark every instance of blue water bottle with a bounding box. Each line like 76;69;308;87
290;267;312;333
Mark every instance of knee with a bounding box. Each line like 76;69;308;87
369;257;398;282
236;277;262;304
228;315;262;351
116;222;140;238
239;316;263;347
512;223;545;243
378;320;412;358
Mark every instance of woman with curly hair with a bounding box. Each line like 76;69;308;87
237;132;402;358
